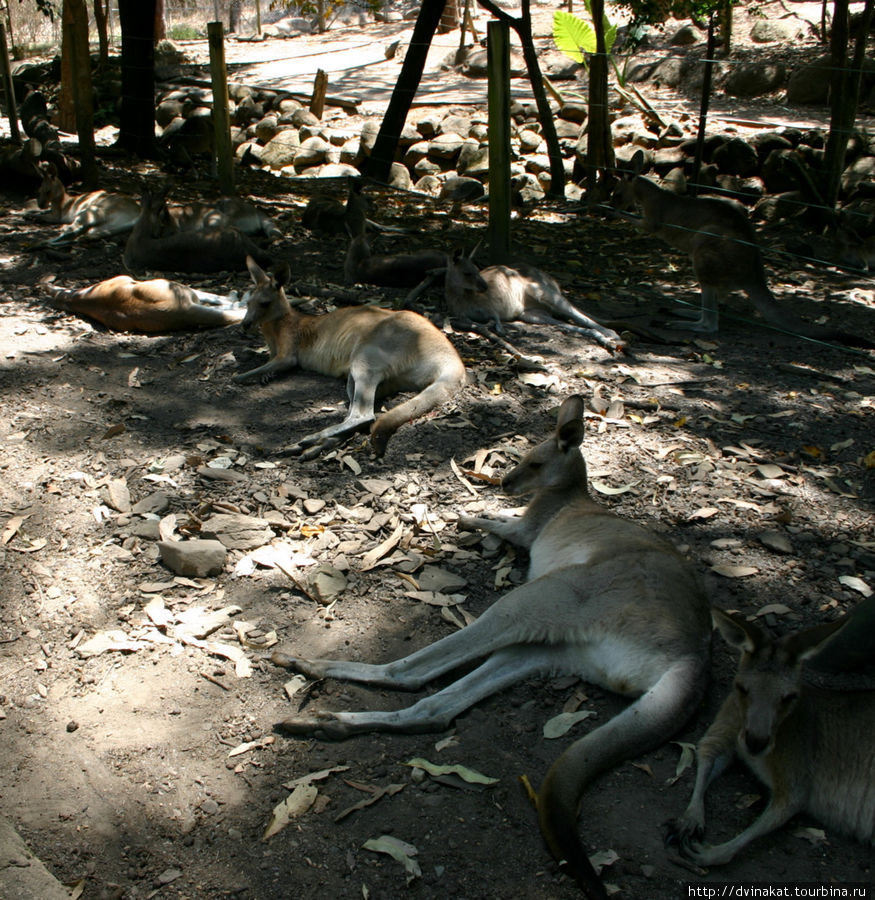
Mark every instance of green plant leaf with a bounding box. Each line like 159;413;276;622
553;10;597;61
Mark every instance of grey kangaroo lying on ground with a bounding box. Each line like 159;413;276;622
439;250;626;353
44;276;243;333
123;189;272;274
272;395;712;897
666;602;875;868
611;150;875;349
343;233;448;287
233;256;466;459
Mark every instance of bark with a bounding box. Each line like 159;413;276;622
93;0;108;68
361;0;447;182
585;0;614;199
117;0;158;155
476;0;566;198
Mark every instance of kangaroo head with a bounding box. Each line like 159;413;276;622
36;162;62;209
610;149;646;212
447;249;488;293
714;609;847;757
502;395;588;497
241;255;292;330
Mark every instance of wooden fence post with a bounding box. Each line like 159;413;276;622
207;21;234;194
487;19;511;263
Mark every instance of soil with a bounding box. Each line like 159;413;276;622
2;5;875;900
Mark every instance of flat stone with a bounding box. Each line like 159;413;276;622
158;539;227;577
200;513;274;550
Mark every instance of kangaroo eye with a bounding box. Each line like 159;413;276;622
780;691;798;706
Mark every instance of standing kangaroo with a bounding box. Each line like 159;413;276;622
45;276;243;333
442;250;625;352
36;162;141;246
124;190;272;274
272;395;712;896
234;256;466;459
666;606;875;867
612;150;874;349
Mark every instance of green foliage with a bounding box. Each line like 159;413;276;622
553;10;617;62
168;23;203;40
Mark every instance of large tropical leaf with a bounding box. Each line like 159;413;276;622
553;10;596;61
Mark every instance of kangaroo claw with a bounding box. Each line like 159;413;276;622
274;712;351;741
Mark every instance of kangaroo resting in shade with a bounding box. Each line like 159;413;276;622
271;395;712;897
233;256;466;459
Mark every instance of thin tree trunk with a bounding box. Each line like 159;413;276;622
822;0;875;210
477;0;566;198
93;0;109;69
155;0;166;42
362;0;446;182
117;0;157;154
64;0;98;186
585;0;614;199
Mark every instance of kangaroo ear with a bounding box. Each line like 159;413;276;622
712;609;761;654
781;617;848;666
555;395;585;452
630;149;645;176
273;261;291;287
246;254;269;284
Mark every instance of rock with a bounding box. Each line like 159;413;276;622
388;162;412;190
652;146;686;171
725;62;785;98
429;132;466;161
294;136;332;169
760;148;809;193
787;56;832;104
260;129;301;169
841;156;875;196
0;817;70;899
457;143;489;178
200;513;274;550
101;478;131;513
439;114;472;138
439;176;485;202
518;129;543;154
750;19;796;42
413;175;442;195
712;138;759;177
290;107;319;127
759;530;794;554
158;539;226;577
558;102;587;124
360;119;380;154
132;492;171;516
671;23;702;45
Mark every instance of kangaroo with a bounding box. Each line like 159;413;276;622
36;162;141;247
233;256;466;459
443;250;626;353
156;195;282;241
302;178;370;235
44;276;244;333
344;233;447;287
272;395;712;897
123;189;272;274
611;150;875;349
666;606;875;868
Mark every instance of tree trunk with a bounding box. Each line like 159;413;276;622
58;0;76;132
154;0;166;42
362;0;446;182
63;0;98;185
93;0;109;69
822;0;875;210
476;0;566;198
117;0;157;154
585;0;614;200
438;0;460;34
229;0;243;33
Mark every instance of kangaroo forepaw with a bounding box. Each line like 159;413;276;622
663;816;706;857
275;711;352;740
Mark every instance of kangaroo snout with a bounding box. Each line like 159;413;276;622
742;728;771;756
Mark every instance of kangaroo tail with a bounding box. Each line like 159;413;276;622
749;286;875;350
538;657;707;898
370;375;463;457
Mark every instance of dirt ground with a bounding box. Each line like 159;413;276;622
2;7;875;900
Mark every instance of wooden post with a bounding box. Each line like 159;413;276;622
310;69;328;119
207;21;234;194
487;19;511;263
0;23;20;143
255;0;262;35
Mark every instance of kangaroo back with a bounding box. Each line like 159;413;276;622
344;234;447;287
124;190;271;273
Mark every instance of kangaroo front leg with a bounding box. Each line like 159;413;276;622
233;357;295;384
276;644;574;738
458;511;529;545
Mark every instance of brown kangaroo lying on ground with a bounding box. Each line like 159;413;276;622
44;276;244;333
343;233;448;287
36;162;140;247
272;395;712;897
124;189;272;274
666;603;875;868
233;256;466;459
439;250;626;353
611;150;874;349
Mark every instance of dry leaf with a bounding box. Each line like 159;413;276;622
755;603;792;617
543;709;596;739
360;522;404;571
838;575;872;598
362;835;421;882
262;784;318;840
404;757;498;785
711;564;759;578
688;507;718;520
590;480;639;496
1;514;26;544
